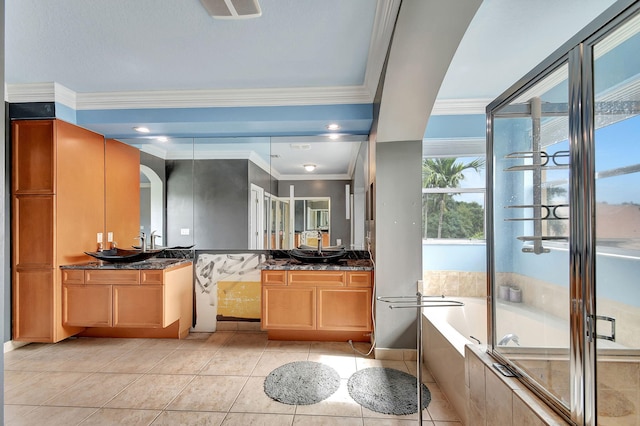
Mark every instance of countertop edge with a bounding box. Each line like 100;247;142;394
60;259;192;270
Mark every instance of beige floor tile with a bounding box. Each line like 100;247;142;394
152;410;226;425
433;421;462;425
100;348;174;373
4;404;38;425
294;379;362;418
405;361;436;383
45;372;141;407
426;399;460;422
230;376;296;414
307;353;358;379
79;407;161;425
265;340;311;352
200;350;262;376
7;405;97;426
222;412;294;425
310;341;365;356
167;375;247;411
293;415;364;425
361;406;426;421
105;374;194;409
4;370;43;391
355;358;411;373
252;351;310;376
149;350;217;374
135;338;184;350
4;371;90;405
221;332;269;350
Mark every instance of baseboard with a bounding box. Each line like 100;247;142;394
374;347;417;361
4;340;30;353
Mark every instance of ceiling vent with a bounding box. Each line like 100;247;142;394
199;0;262;19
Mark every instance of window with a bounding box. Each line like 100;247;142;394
422;156;486;240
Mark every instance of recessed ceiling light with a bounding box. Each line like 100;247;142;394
304;164;316;172
133;126;150;133
326;123;340;131
328;134;340;140
156;136;168;142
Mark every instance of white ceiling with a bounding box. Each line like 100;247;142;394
4;0;621;177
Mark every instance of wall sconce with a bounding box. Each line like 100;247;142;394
304;164;316;172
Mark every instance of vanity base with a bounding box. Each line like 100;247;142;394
77;319;189;339
267;329;372;342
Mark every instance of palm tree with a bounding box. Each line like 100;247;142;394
422;157;485;238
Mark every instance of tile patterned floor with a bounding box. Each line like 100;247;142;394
4;331;462;425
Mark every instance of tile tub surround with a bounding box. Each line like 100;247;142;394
422;270;487;298
4;332;463;425
465;345;569;426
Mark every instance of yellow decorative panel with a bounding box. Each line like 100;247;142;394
217;280;261;320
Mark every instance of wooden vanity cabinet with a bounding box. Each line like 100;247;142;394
261;269;373;341
12;119;141;342
62;263;193;338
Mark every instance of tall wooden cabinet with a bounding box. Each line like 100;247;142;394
12;119;140;342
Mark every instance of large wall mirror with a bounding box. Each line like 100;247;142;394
122;134;369;251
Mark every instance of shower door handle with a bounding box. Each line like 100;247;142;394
587;315;616;342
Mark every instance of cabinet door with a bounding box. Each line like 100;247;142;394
105;139;140;247
63;284;112;327
13;269;54;341
12;120;55;195
113;285;163;328
317;288;372;331
262;287;315;330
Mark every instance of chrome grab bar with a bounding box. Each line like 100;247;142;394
377;292;464;424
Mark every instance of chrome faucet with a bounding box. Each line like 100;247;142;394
317;230;323;255
136;232;146;252
498;333;520;346
150;230;162;250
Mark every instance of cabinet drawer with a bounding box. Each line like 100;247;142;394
262;270;287;286
85;269;140;285
141;269;164;285
288;271;345;287
61;269;85;285
346;271;372;287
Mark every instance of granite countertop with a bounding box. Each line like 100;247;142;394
61;258;192;270
259;258;373;271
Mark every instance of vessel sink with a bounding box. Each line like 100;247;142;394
289;248;347;264
84;248;165;263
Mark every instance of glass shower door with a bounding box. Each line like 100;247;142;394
490;61;572;410
591;10;640;425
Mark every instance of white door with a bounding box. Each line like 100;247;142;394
249;184;264;249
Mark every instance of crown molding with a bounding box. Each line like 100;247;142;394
431;98;492;116
6;83;373;110
76;85;373;110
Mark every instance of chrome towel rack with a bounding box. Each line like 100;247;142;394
376;293;464;425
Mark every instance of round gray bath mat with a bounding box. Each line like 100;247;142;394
347;367;431;415
264;361;341;405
